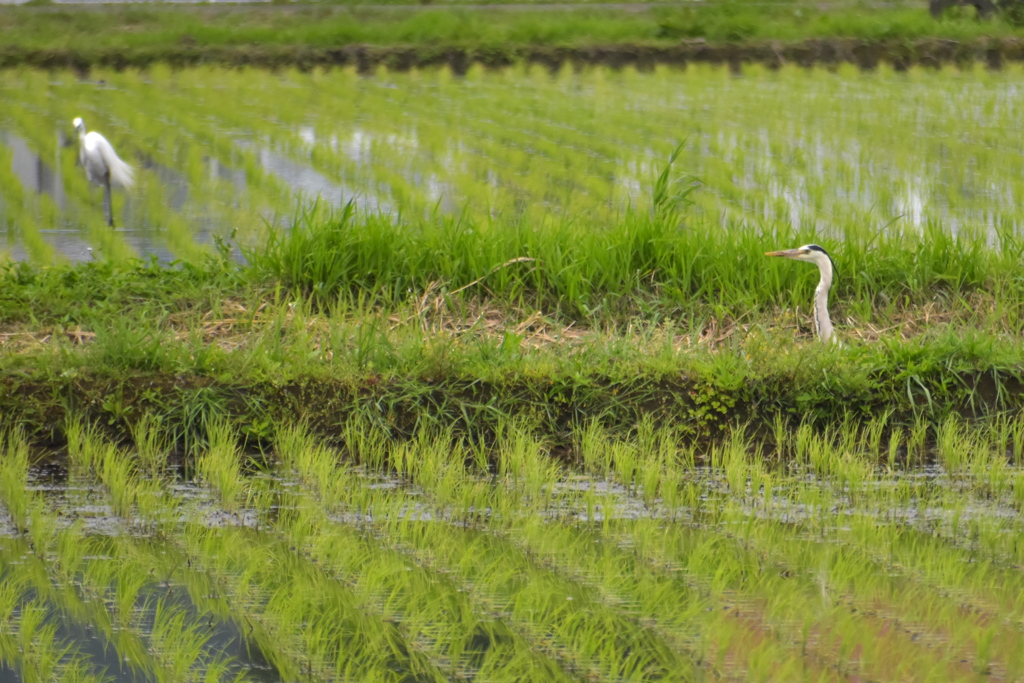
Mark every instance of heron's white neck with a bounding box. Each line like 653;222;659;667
813;258;834;344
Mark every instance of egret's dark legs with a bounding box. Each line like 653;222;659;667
104;173;114;227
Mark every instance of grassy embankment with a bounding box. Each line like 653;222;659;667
4;2;1024;70
3;194;1024;449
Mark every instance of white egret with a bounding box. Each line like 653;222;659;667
72;117;134;227
765;244;837;344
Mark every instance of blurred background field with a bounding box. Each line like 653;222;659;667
3;63;1024;265
5;0;1024;53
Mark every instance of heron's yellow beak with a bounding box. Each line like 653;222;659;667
765;249;801;258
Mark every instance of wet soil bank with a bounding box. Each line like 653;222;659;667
2;37;1022;72
4;365;1022;451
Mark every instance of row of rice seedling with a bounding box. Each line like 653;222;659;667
138;69;443;219
0;438;172;682
308;415;1024;680
739;422;1024;656
352;421;921;679
9;424;491;681
272;425;588;681
0;142;59;264
272;423;699;680
97;66;316;201
120;68;417;218
34;525;287;683
183;520;461;682
0;426;312;683
187;66;643;221
0;576;105;683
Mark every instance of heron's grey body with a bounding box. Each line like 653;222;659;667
73;117;134;227
765;244;836;344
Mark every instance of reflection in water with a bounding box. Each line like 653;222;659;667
0;199;31;261
119;233;177;264
51;610;140;683
111;155;186;262
183;157;248;260
207;156;247;194
241;141;389;215
40;231;95;263
140;155;189;211
3;130;66;210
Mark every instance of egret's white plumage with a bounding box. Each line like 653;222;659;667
765;244;837;344
73;117;134;227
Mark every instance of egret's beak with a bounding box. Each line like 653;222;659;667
765;249;801;259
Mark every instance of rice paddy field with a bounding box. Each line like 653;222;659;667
4;62;1024;263
8;61;1024;682
7;414;1024;682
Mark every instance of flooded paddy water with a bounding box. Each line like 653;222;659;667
2;63;1024;264
4;417;1024;681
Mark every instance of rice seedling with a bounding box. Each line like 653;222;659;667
194;421;245;513
179;521;451;682
130;412;171;480
0;428;33;530
0;143;57;264
273;463;581;679
5;601;82;683
0;547;114;683
147;597;217;683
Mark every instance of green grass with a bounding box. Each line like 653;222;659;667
244;200;1023;323
3;3;1024;57
3;194;1024;444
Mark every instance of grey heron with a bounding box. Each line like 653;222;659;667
765;244;837;344
72;117;134;227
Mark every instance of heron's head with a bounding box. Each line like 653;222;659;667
766;244;836;290
72;117;85;134
765;244;832;266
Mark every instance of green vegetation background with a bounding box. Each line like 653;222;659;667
3;1;1024;54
